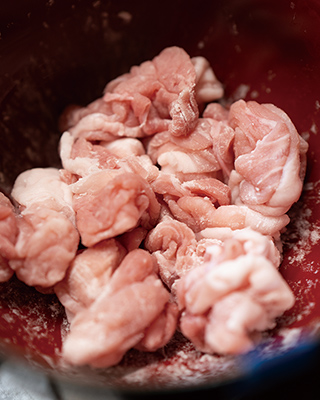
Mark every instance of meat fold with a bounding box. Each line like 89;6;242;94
54;239;127;321
177;228;294;355
144;217;216;297
72;170;160;247
11;168;76;225
9;168;79;287
59;132;121;179
150;171;231;232
62;249;177;367
202;205;290;237
228;100;308;217
134;302;179;352
59;131;160;185
150;171;288;236
60;47;223;141
192;56;224;105
147;117;234;180
0;193;18;282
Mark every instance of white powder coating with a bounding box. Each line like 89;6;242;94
283;180;320;267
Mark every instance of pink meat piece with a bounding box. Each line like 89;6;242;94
9;168;80;287
147;117;234;179
70;137;120;170
203;102;229;122
54;239;127;320
182;178;231;206
105;46;199;137
72;170;160;247
11;168;76;224
0;193;18;282
58;100;110;133
9;206;79;288
60;130;160;186
197;227;281;268
177;228;294;355
70;112;143;141
101;137;146;157
151;172;191;198
145;218;200;291
151;172;229;232
59;131;120;179
116;154;160;184
135;302;179;352
62;249;176;367
151;170;287;236
191;56;224;105
61;47;201;140
165;195;218;232
118;226;148;252
228;100;308;217
0;258;14;283
203;205;290;237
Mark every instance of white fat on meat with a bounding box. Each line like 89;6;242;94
148;118;234;179
9;168;79;287
9;207;79;288
205;205;290;237
11;167;75;224
177;228;294;355
59;131;103;178
191;56;224;104
228;100;308;217
101;137;145;157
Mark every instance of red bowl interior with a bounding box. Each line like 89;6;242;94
1;0;320;392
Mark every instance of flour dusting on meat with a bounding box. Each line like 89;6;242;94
0;46;309;371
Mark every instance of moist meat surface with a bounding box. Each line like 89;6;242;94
1;46;308;368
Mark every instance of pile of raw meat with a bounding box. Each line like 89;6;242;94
0;47;308;368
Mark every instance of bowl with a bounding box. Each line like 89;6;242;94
1;0;320;398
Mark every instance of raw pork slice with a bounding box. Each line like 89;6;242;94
62;249;177;367
177;228;294;355
72;170;160;247
134;302;179;352
9;207;79;288
0;193;18;282
145;217;208;294
204;205;290;237
9;168;79;287
60;47;221;140
191;56;224;105
60;131;160;185
11;168;76;225
151;171;231;232
59;132;120;179
147;117;234;179
55;239;127;320
228;100;308;217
